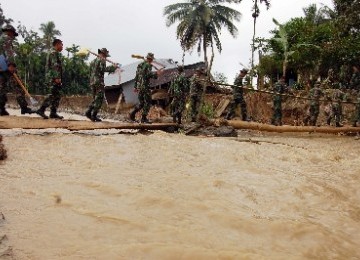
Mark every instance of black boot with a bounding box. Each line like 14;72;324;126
91;112;102;122
85;106;93;120
326;118;331;126
335;122;343;127
36;106;49;119
129;108;139;121
352;122;357;127
242;112;248;121
177;114;182;125
21;107;35;115
140;115;151;124
0;108;9;116
49;109;64;119
225;113;232;120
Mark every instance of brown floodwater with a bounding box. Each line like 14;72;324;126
1;111;360;259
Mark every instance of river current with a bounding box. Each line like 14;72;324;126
1;111;360;259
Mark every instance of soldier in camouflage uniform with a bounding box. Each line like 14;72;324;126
271;76;287;126
352;92;360;127
321;68;335;89
349;65;360;91
189;68;205;122
129;53;160;124
85;48;117;122
304;81;323;126
226;68;248;121
0;62;17;115
168;65;189;124
326;85;346;127
0;25;34;115
36;38;64;119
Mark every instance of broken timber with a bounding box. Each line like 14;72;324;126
0;116;178;131
223;120;360;134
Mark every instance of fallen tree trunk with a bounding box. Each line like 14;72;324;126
0;116;177;131
223;120;360;134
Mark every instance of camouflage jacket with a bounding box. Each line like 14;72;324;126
45;50;62;86
134;61;157;92
272;81;286;101
169;72;189;99
0;34;15;62
308;86;323;105
232;75;245;99
189;74;204;97
90;57;116;87
350;72;360;91
332;89;346;104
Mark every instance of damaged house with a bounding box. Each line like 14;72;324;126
104;59;211;111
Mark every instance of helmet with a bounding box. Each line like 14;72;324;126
2;24;19;36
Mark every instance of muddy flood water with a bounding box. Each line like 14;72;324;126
1;112;360;259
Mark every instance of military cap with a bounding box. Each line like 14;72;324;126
52;38;63;46
146;52;155;60
240;68;248;74
2;24;18;37
98;48;110;57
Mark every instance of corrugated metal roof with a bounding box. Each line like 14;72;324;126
104;58;179;88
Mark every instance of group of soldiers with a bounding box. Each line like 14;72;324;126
167;64;360;127
1;23;360;126
0;24;120;122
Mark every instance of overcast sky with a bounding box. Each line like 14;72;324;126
2;0;333;82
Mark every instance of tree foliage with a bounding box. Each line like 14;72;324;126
257;2;359;86
164;0;241;70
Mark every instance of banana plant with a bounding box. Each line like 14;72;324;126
272;18;293;78
272;18;320;79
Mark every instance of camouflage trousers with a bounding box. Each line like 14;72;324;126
271;98;282;125
326;103;342;125
353;102;360;124
11;79;28;109
0;77;28;110
170;96;186;117
0;93;7;110
227;96;247;120
304;102;320;126
0;81;7;109
89;89;105;114
41;84;62;111
134;89;152;117
190;95;201;121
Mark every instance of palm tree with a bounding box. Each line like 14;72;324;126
303;4;334;25
39;21;61;51
164;0;241;71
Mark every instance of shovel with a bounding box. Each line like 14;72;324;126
76;47;121;67
12;73;38;105
131;54;166;71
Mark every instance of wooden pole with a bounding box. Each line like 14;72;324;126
223;119;360;134
0;116;178;132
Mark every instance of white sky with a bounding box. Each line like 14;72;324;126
2;0;333;82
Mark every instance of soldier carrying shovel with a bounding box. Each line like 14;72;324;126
85;48;118;122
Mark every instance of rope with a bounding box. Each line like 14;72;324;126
200;79;360;105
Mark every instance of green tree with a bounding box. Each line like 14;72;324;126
164;0;241;71
0;3;12;28
62;44;90;95
39;21;61;51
